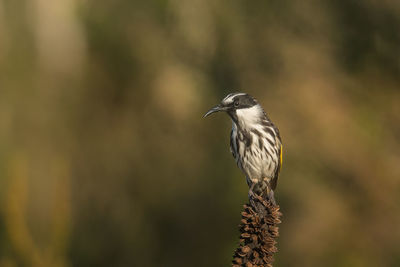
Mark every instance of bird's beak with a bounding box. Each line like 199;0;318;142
204;104;225;118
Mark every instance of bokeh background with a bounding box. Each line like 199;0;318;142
1;0;400;266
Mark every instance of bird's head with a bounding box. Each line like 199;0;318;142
204;93;263;124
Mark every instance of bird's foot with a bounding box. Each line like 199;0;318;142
248;183;256;199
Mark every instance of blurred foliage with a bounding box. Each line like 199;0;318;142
0;0;400;266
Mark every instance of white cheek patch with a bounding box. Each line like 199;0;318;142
236;105;263;129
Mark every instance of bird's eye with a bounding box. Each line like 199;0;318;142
234;101;239;107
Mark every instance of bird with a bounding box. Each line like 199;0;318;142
204;93;282;205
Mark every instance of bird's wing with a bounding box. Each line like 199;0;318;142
270;142;282;190
230;129;237;159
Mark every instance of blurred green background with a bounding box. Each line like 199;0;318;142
1;0;400;266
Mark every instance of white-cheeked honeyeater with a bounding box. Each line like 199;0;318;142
204;93;282;205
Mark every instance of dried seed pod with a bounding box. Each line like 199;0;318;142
232;194;282;266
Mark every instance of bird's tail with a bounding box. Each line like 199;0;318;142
249;180;276;206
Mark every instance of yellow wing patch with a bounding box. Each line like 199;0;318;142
279;144;283;172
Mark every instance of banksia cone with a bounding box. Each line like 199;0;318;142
232;194;282;267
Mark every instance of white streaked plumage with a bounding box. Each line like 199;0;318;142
205;93;282;203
